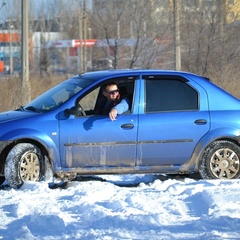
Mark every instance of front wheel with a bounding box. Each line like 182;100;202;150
4;143;44;189
199;140;240;179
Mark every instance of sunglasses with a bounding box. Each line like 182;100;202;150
107;89;119;95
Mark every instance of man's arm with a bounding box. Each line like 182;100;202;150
114;97;130;114
109;97;130;121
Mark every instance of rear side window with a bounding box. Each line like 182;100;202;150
145;79;198;112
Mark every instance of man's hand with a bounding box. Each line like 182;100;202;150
109;108;117;121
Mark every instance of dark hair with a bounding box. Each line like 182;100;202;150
102;82;117;92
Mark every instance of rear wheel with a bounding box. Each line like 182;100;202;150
4;143;44;189
199;140;240;179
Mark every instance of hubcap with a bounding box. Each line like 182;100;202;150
210;148;240;179
20;151;40;182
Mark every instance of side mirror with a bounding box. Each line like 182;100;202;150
64;104;86;116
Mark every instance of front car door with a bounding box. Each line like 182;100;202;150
59;76;139;170
136;74;210;167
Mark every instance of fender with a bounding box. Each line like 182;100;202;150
0;128;61;170
180;127;240;172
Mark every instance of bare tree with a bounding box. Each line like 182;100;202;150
177;0;240;97
89;0;173;70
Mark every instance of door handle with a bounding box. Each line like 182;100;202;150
121;123;134;129
194;119;207;125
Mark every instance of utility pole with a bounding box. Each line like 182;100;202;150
78;0;87;73
219;0;225;74
9;25;13;75
173;0;181;71
21;0;31;104
79;7;83;73
83;0;87;72
78;4;84;73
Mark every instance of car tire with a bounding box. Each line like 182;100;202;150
199;140;240;179
4;143;44;189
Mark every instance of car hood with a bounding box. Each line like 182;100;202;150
0;110;38;123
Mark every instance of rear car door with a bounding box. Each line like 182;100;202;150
136;74;210;166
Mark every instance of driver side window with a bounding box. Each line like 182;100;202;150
77;77;136;116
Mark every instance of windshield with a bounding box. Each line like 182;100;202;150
23;76;95;112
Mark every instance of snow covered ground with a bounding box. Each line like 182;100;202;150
1;174;240;240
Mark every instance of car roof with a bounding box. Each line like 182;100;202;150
78;69;202;80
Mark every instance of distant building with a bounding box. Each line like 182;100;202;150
0;31;20;73
0;30;62;74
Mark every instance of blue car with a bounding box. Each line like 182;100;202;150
0;70;240;188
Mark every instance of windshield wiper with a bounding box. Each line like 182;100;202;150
25;106;41;113
16;106;25;111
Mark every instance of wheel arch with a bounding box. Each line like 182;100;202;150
0;137;56;179
180;127;240;172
